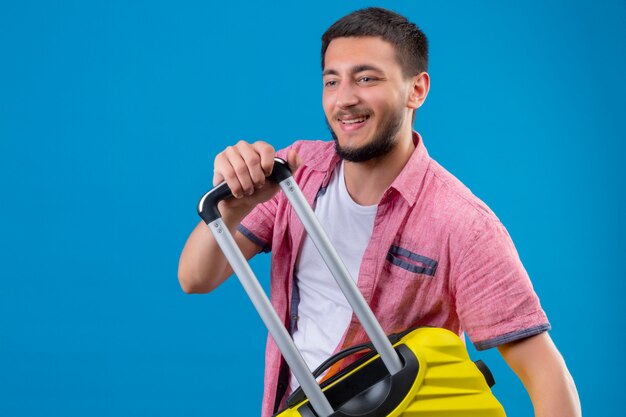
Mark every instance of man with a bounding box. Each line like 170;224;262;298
179;7;580;417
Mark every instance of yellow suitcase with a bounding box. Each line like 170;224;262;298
276;327;505;416
198;158;506;417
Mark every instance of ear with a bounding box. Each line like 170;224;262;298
406;72;430;110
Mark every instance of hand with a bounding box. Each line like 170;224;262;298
212;140;302;211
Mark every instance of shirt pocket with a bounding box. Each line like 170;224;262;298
385;244;438;279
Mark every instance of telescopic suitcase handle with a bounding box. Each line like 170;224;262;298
198;158;335;417
197;157;403;417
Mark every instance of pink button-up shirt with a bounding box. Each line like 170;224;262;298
239;133;549;417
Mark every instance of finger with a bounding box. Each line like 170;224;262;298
225;145;256;197
214;149;243;197
238;141;266;189
212;151;229;186
253;141;276;177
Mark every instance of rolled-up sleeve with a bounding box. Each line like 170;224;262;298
452;217;551;350
238;194;279;253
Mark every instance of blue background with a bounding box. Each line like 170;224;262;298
1;0;624;415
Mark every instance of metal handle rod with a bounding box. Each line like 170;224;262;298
207;217;334;417
279;177;403;375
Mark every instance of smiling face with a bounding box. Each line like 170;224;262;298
322;36;415;162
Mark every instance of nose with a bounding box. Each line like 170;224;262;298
335;81;359;109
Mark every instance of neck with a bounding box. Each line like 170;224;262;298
343;128;415;206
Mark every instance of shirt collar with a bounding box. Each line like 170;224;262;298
387;131;430;206
301;131;430;205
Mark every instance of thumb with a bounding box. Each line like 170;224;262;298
286;149;303;173
212;170;225;187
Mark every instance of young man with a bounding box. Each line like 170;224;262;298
179;8;580;417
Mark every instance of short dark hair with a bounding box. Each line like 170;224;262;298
321;7;429;78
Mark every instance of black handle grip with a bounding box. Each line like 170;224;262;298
197;157;291;224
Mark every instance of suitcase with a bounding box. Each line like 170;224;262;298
198;158;506;417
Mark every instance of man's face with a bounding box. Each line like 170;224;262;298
322;36;412;162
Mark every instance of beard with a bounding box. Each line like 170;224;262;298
327;106;405;163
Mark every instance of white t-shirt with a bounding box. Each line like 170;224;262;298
289;161;377;393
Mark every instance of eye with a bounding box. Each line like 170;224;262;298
357;76;378;84
324;80;337;88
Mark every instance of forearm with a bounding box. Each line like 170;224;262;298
498;333;581;417
178;203;250;293
522;351;580;417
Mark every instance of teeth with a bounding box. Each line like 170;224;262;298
341;116;367;124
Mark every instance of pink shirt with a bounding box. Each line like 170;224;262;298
239;132;550;417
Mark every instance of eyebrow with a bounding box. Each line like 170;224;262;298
322;64;385;77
